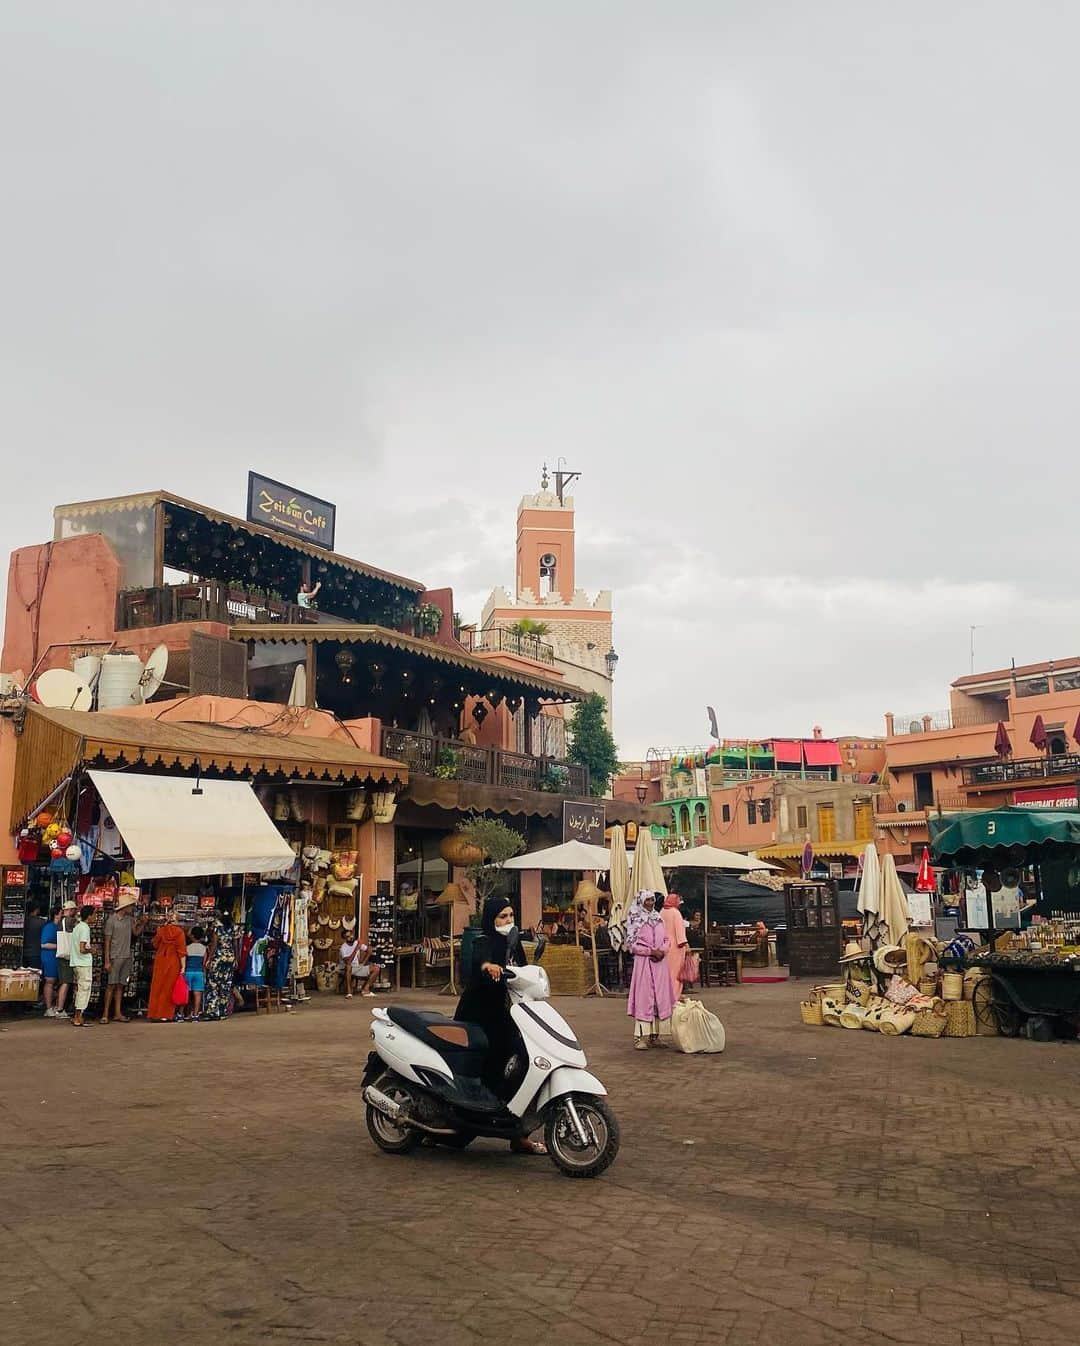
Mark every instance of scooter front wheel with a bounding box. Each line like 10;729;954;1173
544;1094;620;1179
366;1080;422;1154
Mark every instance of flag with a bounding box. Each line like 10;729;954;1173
707;706;719;740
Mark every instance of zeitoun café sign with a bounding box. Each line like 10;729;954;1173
246;471;337;550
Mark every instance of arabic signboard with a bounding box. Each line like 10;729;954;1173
246;472;337;550
562;800;606;846
1013;785;1078;809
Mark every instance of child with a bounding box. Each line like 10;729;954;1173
185;925;208;1021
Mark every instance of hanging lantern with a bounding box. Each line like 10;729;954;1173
335;648;356;683
439;834;485;867
368;661;385;689
370;789;398;824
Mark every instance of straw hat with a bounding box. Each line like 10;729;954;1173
872;945;908;975
115;892;138;911
838;940;869;963
62;899;77;912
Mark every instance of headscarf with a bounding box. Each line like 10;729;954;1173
480;895;523;968
663;893;682;909
625;890;662;946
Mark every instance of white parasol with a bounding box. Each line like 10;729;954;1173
856;843;885;945
502;840;612;871
629;826;666;897
879;853;913;947
662;844;780;931
607;826;632;952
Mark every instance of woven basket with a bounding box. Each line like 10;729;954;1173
963;969;988;1002
911;1008;948;1038
839;1004;866;1029
845;980;872;1006
942;972;964;1001
817;982;844;1002
944;1001;976;1038
800;999;824;1026
878;1006;916;1036
918;977;938;997
860;997;888;1031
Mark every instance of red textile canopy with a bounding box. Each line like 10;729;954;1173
772;740;802;764
803;740;843;768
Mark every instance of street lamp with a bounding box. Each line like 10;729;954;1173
635;784;647;804
604;648;619;677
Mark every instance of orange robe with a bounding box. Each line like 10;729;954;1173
660;906;688;999
148;922;187;1021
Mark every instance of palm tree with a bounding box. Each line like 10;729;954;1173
510;617;550;637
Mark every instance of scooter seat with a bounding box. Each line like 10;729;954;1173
386;1007;489;1056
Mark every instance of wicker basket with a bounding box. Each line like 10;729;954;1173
817;982;844;1002
911;1008;948;1038
942;972;964;1001
845;980;872;1006
963;969;988;1002
918;977;938;997
540;944;589;996
800;999;825;1026
944;1001;976;1037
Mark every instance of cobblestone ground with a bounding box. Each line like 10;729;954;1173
3;981;1080;1346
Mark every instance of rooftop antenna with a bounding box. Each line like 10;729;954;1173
969;624;981;675
551;456;581;506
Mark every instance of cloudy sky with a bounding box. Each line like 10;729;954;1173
4;3;1078;757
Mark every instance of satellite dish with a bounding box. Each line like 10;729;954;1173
34;668;93;712
138;644;170;701
288;664;307;707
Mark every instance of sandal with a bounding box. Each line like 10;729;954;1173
510;1138;547;1156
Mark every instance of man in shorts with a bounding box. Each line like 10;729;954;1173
101;891;145;1024
54;900;78;1019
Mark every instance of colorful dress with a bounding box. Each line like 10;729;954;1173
148;921;187;1022
627;916;675;1041
203;916;237;1020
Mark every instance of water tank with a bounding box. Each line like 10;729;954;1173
97;653;144;709
72;654;102;701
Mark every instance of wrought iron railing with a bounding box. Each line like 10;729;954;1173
117;582;321;630
381;727;587;795
875;793;968;815
891;707;1002;734
965;753;1080;786
462;627;556;665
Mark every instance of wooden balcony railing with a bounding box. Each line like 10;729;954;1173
965;753;1080;786
381;726;588;796
117;583;321;630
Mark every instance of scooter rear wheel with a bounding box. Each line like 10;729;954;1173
366;1081;422;1154
544;1094;620;1179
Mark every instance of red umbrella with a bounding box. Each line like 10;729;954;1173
994;721;1012;757
1030;715;1048;752
1072;711;1080;747
915;847;936;893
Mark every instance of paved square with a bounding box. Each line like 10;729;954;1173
3;982;1078;1346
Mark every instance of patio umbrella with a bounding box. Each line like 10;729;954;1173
1030;715;1048;752
607;826;632;951
502;840;612;870
855;843;885;945
915;847;936;893
994;721;1012;757
629;826;665;897
880;853;913;946
1073;711;1080;747
662;844;780;932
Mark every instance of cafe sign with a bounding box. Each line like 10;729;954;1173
562;800;606;846
247;472;337;550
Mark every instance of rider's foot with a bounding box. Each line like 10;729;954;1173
510;1138;547;1155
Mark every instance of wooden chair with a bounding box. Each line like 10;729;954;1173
703;936;736;988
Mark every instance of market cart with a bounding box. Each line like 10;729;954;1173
968;953;1080;1038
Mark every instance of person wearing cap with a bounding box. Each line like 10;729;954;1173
100;893;146;1024
54;900;79;1020
69;905;98;1028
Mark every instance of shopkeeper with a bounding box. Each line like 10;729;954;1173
297;580;321;609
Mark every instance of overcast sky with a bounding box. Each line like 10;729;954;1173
4;3;1078;758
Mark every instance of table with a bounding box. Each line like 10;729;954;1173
394;944;424;991
713;945;748;984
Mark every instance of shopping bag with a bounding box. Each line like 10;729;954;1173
670;998;726;1053
678;949;700;984
172;974;190;1006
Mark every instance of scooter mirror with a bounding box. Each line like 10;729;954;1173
532;933;548;963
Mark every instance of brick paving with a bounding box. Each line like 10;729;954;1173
3;981;1080;1346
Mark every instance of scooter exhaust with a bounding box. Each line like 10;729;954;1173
363;1085;457;1136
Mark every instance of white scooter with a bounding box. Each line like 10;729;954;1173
362;960;620;1179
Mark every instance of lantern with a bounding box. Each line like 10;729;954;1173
439;834;485;867
370;789;398;824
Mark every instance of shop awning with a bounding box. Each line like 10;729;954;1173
772;740;802;765
88;770;297;880
929;807;1080;860
803;741;843;768
755;842;865;861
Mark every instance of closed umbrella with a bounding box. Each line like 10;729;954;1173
880;853;912;946
607;826;631;951
630;827;665;897
994;721;1012;757
1030;715;1048;752
915;847;936;893
856;843;884;945
1073;712;1080;748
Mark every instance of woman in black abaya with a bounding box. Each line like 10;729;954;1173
455;895;546;1155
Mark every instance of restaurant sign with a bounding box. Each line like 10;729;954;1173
246;472;337;550
1013;785;1078;809
562;800;606;846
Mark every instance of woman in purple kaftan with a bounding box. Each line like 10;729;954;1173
626;892;675;1049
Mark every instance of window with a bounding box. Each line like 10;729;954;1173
817;803;836;842
721;803;731;823
760;799;772;824
914;772;934;811
694;803;708;833
746;800;757;825
796;805;808;830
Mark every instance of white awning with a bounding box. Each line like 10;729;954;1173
88;771;296;880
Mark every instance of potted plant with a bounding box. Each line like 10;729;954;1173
538;764;570;793
415;602;443;638
433;746;459;779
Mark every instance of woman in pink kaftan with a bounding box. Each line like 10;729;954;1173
626;893;675;1049
660;893;689;1000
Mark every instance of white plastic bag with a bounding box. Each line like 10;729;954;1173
670;998;726;1053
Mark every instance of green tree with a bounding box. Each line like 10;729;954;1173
510;617;550;637
457;814;526;914
568;692;620;797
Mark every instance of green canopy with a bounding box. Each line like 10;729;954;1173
929;807;1080;861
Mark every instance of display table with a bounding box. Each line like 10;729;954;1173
966;952;1080;1037
394;944;423;990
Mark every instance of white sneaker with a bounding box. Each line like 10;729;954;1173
54;1010;70;1019
43;1008;57;1018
